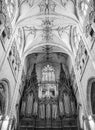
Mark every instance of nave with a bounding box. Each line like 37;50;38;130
0;0;95;130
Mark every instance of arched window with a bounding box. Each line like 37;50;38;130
87;78;95;115
38;65;58;99
42;64;55;82
0;84;5;114
0;79;10;115
91;82;95;114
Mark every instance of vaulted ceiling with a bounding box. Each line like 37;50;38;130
5;0;82;73
11;0;79;59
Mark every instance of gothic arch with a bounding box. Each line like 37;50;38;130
0;79;11;115
23;43;73;61
87;77;95;115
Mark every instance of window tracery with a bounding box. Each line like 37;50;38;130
42;64;55;82
38;65;58;99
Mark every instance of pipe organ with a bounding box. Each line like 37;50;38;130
19;64;77;128
20;93;76;119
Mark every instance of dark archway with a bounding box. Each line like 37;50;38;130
91;81;95;114
87;78;95;115
0;79;10;116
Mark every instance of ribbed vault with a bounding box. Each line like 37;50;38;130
11;0;79;59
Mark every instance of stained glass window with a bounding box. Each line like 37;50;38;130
38;65;58;99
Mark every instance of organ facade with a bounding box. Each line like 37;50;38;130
19;63;77;128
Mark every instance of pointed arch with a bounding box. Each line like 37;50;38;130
87;77;95;115
0;78;11;115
